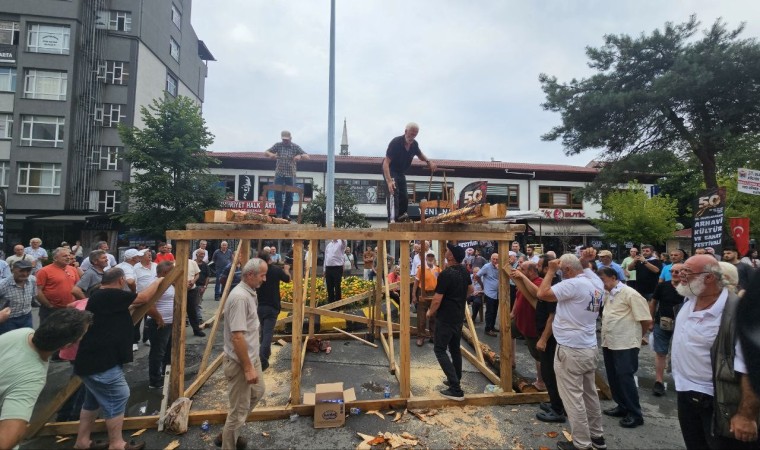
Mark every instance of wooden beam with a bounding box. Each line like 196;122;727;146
379;242;395;375
464;304;484;364
307;240;317;337
169;240;190;403
273;329;419;342
331;327;378;348
461;346;500;385
399;240;411;398
198;244;243;374
497;241;513;393
378;332;402;387
276;290;373;326
290;240;304;404
167;227;520;242
184;354;223;398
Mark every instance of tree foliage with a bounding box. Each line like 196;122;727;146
540;16;760;190
595;182;679;245
301;185;371;228
118;96;223;237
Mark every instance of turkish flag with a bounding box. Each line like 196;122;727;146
730;217;751;256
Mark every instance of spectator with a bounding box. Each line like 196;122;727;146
0;260;36;334
154;242;175;264
192;240;209;263
264;130;309;219
24;237;47;275
212;241;233;300
145;262;176;389
649;263;685;397
413;251;441;346
627;245;661;300
256;251;291;371
474;253;500;337
363;246;375;281
79;241;117;271
468;266;484;323
36;247;80;323
187;255;205;337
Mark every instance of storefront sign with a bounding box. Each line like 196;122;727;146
539;208;587;220
221;200;275;214
0;44;15;65
738;168;760;196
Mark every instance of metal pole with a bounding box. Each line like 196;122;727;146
325;0;336;228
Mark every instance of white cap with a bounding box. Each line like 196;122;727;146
124;249;146;259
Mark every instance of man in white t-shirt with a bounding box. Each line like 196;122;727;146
116;248;144;351
537;249;606;450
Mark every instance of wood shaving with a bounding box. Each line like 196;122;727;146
546;431;558;438
55;437;71;443
164;440;180;450
131;428;147;437
563;430;573;442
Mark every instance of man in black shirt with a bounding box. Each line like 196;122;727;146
382;122;436;222
627;245;662;300
256;250;291;371
649;262;685;397
427;243;472;401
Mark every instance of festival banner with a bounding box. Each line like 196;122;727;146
692;188;726;255
458;181;488;207
729;217;751;257
221;200;275;215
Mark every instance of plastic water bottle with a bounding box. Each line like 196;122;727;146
201;420;210;432
384;383;391;399
350;407;361;415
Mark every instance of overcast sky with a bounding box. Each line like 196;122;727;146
190;1;760;167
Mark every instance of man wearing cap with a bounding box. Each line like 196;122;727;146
117;249;143;351
427;243;472;401
382;122;437;223
597;250;626;281
412;251;442;346
265;130;308;219
474;253;500;337
0;260;36;334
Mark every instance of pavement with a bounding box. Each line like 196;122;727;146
23;285;686;450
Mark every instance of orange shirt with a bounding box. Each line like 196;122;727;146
36;264;80;308
415;265;441;292
155;252;175;263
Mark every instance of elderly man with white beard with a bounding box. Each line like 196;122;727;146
671;254;759;450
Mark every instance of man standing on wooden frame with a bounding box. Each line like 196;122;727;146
217;258;268;450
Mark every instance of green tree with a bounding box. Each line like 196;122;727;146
540;16;760;190
595;182;679;245
302;185;370;228
118;96;223;237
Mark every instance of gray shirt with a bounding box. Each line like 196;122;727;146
77;268;104;294
223;282;260;364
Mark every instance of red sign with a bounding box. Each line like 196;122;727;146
730;217;751;256
539;209;586;220
221;200;276;214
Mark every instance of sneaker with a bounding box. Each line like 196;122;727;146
652;381;665;397
193;330;206;337
214;433;248;449
536;409;566;423
148;383;163;390
556;441;580;450
539;402;552;412
439;388;464;401
591;436;607;450
396;213;410;222
133;343;139;352
486;330;498;337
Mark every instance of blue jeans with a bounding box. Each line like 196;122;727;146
0;312;33;334
274;175;295;218
147;319;173;386
81;365;130;419
602;347;642;420
433;320;463;393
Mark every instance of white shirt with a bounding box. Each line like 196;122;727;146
601;282;651;350
192;248;209;263
324;240;347;268
410;253;421;277
551;268;604;349
134;262;158;293
188;259;200;289
672;289;746;396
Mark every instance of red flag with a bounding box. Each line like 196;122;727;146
730;217;751;256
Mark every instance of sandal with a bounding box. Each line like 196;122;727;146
124;440;146;450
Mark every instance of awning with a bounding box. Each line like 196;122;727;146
29;215;94;222
526;220;601;237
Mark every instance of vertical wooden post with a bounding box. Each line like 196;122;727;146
379;242;396;374
169;240;190;403
373;243;383;339
290;240;304;404
307;239;318;337
399;240;411;398
497;241;512;392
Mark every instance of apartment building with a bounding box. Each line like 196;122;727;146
0;0;213;251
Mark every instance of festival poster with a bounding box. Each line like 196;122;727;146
692;188;726;255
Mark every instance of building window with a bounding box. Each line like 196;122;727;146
96;11;132;32
27;24;70;54
97;190;121;212
0;67;16;92
0;161;9;187
171;4;182;29
23;69;67;100
539;186;583;209
91;146;122;170
20;115;65;147
216;175;236;200
17;162;61;194
0;114;12;139
258;176;313;202
336;178;387;204
96;61;129;85
407;181;454;203
166;72;178;96
0;21;20;45
169;37;180;62
93;104;125;127
485;184;519;209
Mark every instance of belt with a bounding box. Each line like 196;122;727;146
683;390;713;403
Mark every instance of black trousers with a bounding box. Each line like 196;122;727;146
324;266;343;303
147;319;173;386
258;305;279;365
602;347;642;420
677;390;758;450
540;335;564;414
484;295;498;332
386;171;408;221
187;288;202;333
434;320;463;393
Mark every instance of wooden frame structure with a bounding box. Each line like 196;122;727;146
29;222;550;438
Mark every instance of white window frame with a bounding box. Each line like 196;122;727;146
23;69;67;100
20;115;65;147
98;190;121;212
91;146;121;170
166;72;178;96
111;11;132;32
169;37;180;62
27;24;70;55
93;104;125;127
0;67;16;92
171;4;182;29
17;162;61;195
96;61;129;85
0;161;9;187
0;21;20;45
0;114;12;139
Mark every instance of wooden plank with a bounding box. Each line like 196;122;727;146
157;365;171;431
185;354;223;398
379;242;395;375
373;262;383;340
273;329;419;342
378;332;402;387
290;240;304;404
276;290;372;326
198;244;243;374
186;223;319;231
25;376;82;439
461;346;500;385
302;307;371;325
331;327;378;348
399;240;411;398
169;240;190;403
464;305;485;364
497;241;512;393
307;239;317;337
595;370;613;400
167;228;520;242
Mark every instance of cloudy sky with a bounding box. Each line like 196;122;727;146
190;1;760;167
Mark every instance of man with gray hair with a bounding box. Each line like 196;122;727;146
537;248;606;450
73;250;109;299
212;241;233;300
264;130;308;219
217;258;268;450
79;241;117;271
671;254;759;449
192;240;209;263
24;237;47;274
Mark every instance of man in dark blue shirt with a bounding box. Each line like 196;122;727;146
382;122;436;222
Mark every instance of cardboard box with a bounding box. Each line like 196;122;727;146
303;382;357;428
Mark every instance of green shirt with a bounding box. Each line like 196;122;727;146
0;328;48;422
621;256;637;281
